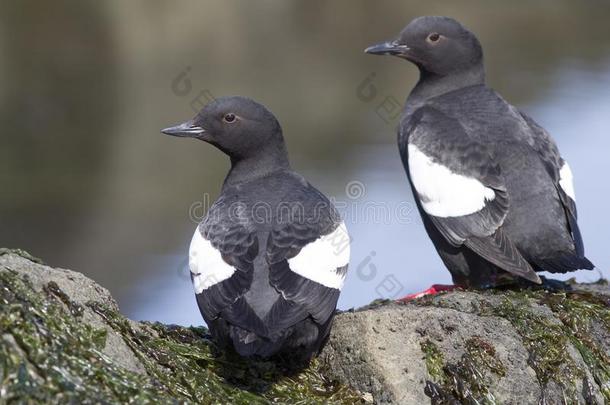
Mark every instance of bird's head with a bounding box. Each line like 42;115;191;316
365;16;483;77
162;96;284;160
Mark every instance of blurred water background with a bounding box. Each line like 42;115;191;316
1;1;609;325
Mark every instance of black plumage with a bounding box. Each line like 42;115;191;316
162;97;349;358
366;16;594;287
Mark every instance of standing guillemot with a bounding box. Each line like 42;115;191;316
365;16;594;291
162;96;350;358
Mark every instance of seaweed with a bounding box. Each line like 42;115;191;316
541;291;610;401
420;336;504;404
420;339;445;383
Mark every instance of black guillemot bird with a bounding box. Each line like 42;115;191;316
365;16;594;291
162;96;350;358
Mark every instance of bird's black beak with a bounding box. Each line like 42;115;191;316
364;40;409;56
161;120;206;138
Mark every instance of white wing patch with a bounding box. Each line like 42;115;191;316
287;221;350;290
408;144;496;218
559;161;576;201
189;228;235;294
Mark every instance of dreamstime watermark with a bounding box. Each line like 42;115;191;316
187;180;414;226
171;66;216;114
345;180;366;199
320;224;351;257
353;251;405;299
356;72;402;126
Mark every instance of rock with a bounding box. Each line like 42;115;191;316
0;249;145;375
320;289;610;404
1;248;609;404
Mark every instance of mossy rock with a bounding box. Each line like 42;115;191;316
1;249;609;404
0;250;362;404
322;284;610;404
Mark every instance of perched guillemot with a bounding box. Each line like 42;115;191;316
365;16;594;289
162;96;349;358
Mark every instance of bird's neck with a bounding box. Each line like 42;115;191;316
223;142;291;188
407;64;485;110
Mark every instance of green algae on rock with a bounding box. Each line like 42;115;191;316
420;339;445;384
420;336;506;404
540;290;610;401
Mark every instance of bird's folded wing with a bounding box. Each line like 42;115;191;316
266;196;349;331
403;106;540;283
191;200;258;329
519;111;585;257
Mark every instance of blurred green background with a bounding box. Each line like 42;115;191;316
1;1;609;324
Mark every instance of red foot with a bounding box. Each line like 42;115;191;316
397;284;456;302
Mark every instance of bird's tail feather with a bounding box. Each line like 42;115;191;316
228;318;324;359
534;254;594;274
229;325;281;357
465;229;541;284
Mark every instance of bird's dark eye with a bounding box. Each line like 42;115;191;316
427;33;441;43
223;113;236;123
